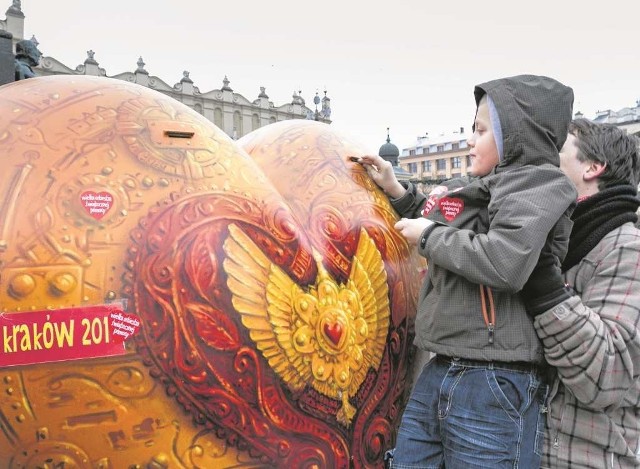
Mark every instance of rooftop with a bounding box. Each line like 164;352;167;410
402;128;467;152
590;100;640;125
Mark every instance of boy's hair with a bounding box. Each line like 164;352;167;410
569;118;640;190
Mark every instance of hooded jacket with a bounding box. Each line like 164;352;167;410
391;75;577;363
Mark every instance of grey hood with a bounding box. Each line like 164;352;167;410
474;75;574;170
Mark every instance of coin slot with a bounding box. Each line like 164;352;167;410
164;130;195;139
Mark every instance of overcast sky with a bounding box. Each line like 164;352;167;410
19;0;640;153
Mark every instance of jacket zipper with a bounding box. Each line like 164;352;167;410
479;285;496;344
547;378;562;450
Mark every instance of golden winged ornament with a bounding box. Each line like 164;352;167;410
222;224;390;426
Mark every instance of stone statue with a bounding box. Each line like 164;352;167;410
15;39;42;80
7;0;21;14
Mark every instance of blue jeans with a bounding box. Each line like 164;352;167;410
390;355;547;469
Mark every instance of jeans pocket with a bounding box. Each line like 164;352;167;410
486;369;535;419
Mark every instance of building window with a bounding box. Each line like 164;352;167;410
436;159;446;170
422;147;429;155
409;163;417;173
409;149;416;156
422;160;431;172
214;108;223;128
269;116;277;124
452;157;461;169
252;113;260;130
466;155;472;166
233;110;243;136
437;145;444;152
452;142;459;150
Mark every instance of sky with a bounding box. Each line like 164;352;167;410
16;0;640;154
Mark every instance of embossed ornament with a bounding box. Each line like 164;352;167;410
224;224;389;426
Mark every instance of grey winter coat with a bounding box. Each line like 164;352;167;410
391;75;577;363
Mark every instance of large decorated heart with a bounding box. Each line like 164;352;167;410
129;121;422;468
0;77;421;469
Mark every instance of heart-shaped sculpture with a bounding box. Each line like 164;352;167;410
0;77;423;469
129;120;423;468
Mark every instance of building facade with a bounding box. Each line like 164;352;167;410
399;128;470;182
0;1;332;140
399;100;640;183
588;102;640;137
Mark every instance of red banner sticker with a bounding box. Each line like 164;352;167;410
0;304;140;367
421;194;439;217
438;197;464;221
80;191;113;220
421;185;448;217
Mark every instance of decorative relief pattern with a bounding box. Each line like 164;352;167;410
224;224;389;426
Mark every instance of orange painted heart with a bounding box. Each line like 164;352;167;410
438;196;464;221
80;191;113;220
128;120;425;468
324;321;343;346
0;77;425;469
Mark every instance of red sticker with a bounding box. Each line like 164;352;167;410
81;191;113;220
109;309;141;343
438;197;464;221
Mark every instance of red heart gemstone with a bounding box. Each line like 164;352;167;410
324;322;343;345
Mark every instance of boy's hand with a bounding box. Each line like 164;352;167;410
394;218;434;246
521;241;573;317
355;154;406;199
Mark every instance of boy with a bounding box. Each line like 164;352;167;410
358;75;576;468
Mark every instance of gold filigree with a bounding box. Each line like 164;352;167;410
223;224;390;426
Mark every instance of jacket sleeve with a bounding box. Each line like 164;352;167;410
534;230;640;410
421;166;576;292
389;182;427;219
390;179;471;219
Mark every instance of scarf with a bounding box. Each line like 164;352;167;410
562;185;640;272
